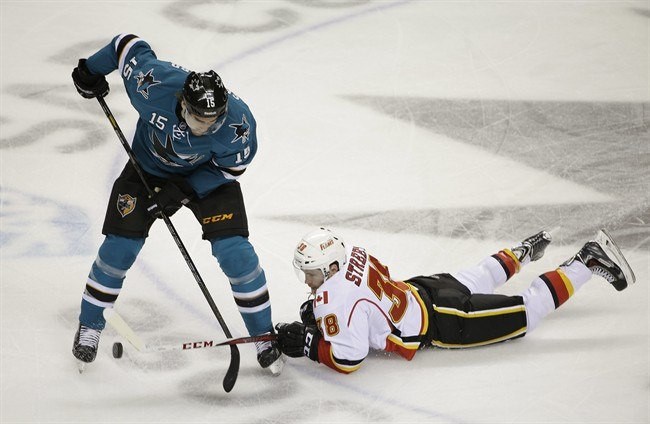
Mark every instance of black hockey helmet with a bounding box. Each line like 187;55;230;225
182;70;228;118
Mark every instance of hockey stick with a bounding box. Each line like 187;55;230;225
96;97;240;392
104;309;275;357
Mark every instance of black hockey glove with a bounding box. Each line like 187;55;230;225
72;59;109;99
299;299;316;326
146;182;191;218
275;321;320;361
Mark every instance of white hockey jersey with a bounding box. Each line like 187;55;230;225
311;245;429;373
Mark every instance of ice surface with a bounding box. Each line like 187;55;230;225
1;1;648;423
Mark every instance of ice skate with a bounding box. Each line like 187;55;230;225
511;230;552;265
73;323;101;372
256;336;285;376
564;229;635;291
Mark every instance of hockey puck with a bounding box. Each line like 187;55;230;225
112;342;123;359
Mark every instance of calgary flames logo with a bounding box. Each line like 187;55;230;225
320;239;334;250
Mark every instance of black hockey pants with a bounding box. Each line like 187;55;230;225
408;274;527;349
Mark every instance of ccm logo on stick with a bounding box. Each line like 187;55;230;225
182;341;214;350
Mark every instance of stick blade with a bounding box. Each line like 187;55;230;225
222;345;240;393
103;308;147;352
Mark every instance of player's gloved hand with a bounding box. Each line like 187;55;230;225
299;299;316;326
146;182;191;218
275;321;320;360
72;59;109;99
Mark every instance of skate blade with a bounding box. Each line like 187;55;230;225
595;229;636;286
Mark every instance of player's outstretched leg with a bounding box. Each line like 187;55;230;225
520;229;634;333
511;230;552;266
73;323;101;364
454;230;552;294
562;229;635;291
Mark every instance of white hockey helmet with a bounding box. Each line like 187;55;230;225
293;227;346;282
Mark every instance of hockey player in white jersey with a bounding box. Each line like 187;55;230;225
275;227;635;373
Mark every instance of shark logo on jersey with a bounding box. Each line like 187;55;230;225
149;131;202;167
135;69;161;99
117;194;137;217
229;114;250;144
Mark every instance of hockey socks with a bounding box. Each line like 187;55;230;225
211;236;273;335
492;249;520;280
521;261;591;332
80;235;144;329
453;251;518;295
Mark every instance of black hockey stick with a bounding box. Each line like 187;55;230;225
96;96;240;393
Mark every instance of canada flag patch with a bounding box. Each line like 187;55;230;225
314;291;329;307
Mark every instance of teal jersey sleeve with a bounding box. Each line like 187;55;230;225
85;34;155;78
187;95;259;198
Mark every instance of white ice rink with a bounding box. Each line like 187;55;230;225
1;1;649;423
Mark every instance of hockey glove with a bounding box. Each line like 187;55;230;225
72;59;109;99
146;182;191;218
299;299;316;326
275;321;320;360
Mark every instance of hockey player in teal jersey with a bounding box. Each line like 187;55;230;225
71;34;284;374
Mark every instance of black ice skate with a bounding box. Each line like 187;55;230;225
73;323;101;371
255;336;285;376
511;230;552;265
564;229;636;291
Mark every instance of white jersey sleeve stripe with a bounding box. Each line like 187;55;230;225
116;35;142;75
220;170;239;181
